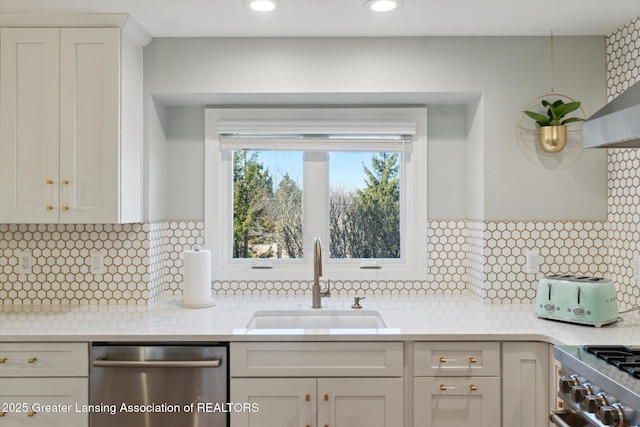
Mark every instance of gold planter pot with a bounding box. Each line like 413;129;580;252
538;125;567;153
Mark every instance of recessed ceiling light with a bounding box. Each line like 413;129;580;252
365;0;402;12
245;0;280;12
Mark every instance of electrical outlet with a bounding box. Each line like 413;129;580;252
19;250;32;274
524;249;540;274
90;250;105;275
633;253;640;280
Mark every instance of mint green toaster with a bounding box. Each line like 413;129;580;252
535;274;619;327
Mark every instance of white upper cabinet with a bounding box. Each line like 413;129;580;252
0;24;143;224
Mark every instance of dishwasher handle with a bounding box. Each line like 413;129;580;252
93;359;221;368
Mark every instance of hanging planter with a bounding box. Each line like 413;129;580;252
522;99;584;153
538;125;567;152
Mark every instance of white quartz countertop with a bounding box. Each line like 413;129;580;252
1;294;639;345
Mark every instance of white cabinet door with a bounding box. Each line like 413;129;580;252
0;28;60;223
502;342;551;427
318;378;403;427
231;378;317;427
413;376;500;427
59;28;120;223
1;26;141;224
0;377;88;427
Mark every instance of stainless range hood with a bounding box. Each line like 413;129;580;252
582;80;640;148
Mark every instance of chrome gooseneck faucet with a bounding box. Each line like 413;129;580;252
312;237;330;309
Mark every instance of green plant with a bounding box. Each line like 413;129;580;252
523;99;584;127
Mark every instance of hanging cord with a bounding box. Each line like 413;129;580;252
549;32;555;93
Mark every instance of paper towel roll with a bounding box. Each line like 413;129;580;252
181;249;214;307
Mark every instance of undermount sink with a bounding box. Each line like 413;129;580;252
246;309;387;329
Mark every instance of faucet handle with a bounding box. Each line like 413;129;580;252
352;296;365;309
320;279;331;297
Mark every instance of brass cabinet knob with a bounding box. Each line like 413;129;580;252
46;179;53;184
469;384;477;391
440;384;447;391
28;411;37;417
61;179;69;185
0;357;7;363
46;205;53;211
439;357;446;363
469;357;477;363
62;206;69;211
28;357;37;363
0;411;6;417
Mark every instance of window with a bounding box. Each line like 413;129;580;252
205;107;427;280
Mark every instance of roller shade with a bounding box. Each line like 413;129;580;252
217;120;416;152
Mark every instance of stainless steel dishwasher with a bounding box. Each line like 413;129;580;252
91;343;228;427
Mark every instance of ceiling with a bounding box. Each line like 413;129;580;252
0;0;639;38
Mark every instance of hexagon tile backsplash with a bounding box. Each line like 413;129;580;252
605;16;640;313
0;219;617;306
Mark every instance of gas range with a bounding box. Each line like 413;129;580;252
554;345;640;426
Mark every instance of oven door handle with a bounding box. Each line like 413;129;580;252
550;410;597;427
550;412;572;427
93;359;221;368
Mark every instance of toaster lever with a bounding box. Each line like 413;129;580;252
547;283;552;301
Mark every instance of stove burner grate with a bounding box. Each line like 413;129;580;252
584;345;640;379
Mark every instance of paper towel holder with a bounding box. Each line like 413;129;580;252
180;246;216;309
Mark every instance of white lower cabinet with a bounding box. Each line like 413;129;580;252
231;377;403;427
0;377;88;427
0;342;88;427
413;342;501;427
502;342;552;427
230;342;404;427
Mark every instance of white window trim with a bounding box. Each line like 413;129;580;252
205;107;428;281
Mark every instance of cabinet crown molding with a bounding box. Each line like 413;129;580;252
0;13;152;47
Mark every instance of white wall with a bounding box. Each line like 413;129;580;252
144;36;608;221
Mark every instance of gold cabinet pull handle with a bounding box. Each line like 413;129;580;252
439;357;446;363
305;394;311;427
0;357;7;363
27;411;37;417
469;357;477;363
28;357;37;363
469;384;477;391
440;384;447;391
323;393;329;427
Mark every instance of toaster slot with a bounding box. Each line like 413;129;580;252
577;286;581;304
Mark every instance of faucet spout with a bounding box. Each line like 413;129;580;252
312;237;329;308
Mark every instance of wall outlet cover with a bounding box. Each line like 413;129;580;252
18;251;32;275
524;250;540;274
90;250;105;275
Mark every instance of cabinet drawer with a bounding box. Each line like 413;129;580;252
413;376;501;427
231;342;403;377
0;377;88;426
413;342;500;376
0;343;88;377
